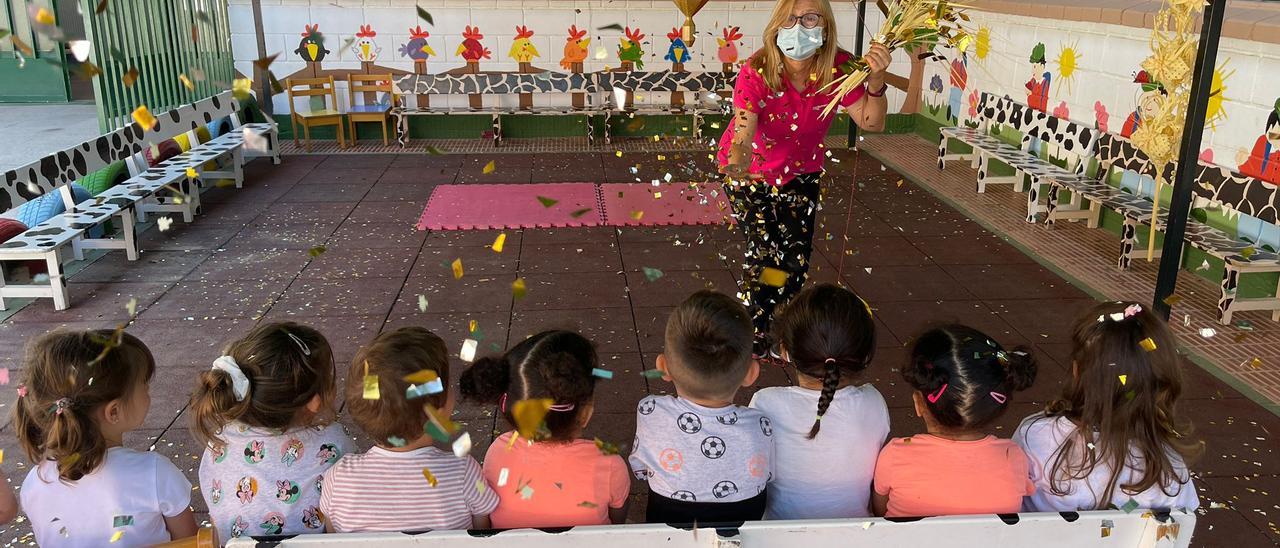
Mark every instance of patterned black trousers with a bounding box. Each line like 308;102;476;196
725;172;822;351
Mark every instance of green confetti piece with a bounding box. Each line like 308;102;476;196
537;196;559;208
642;267;664;282
591;368;613;379
415;4;434;25
425;145;446;155
1119;498;1139;513
641;369;665;379
387;436;406;447
597;23;624;32
594;437;620;455
112;515;133;528
424;421;450;443
1241;246;1256;259
307;245;326;258
570;208;593;218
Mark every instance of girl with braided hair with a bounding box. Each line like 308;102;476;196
748;283;885;519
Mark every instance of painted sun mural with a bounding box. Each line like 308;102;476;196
1204;61;1234;131
1054;40;1080;97
975;26;991;63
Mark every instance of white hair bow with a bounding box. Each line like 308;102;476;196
212;356;251;402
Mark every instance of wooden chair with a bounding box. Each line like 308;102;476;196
347;74;395;146
286;76;345;151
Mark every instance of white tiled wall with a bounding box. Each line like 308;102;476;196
925;11;1280;166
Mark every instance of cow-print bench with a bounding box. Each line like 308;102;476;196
1041;132;1280;325
597;70;733;144
0;92;279;310
391;72;600;147
937;92;1100;223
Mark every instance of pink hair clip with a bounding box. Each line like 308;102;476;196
989;391;1007;404
548;403;577;413
1123;304;1143;318
926;383;948;404
498;393;508;413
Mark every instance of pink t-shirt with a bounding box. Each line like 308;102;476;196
716;51;867;185
873;434;1035;518
482;432;631;529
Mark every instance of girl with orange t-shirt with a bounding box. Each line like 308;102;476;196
871;325;1037;518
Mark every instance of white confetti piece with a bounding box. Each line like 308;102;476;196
452;432;472;458
157;216;173;232
460;338;477;362
1198;327;1216;338
417;294;428;312
69;40;92;62
497;467;509;487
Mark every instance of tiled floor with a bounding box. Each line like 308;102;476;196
0;143;1275;546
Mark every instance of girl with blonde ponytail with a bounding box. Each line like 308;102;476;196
15;329;197;546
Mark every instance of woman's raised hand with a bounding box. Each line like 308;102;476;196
865;43;891;77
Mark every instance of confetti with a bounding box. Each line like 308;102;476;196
1100;520;1113;538
475;479;487;493
1241;246;1256;259
1119;498;1139;513
404;369;439;384
34;7;55;25
642;267;663;281
1162;294;1183;306
1198;327;1216;338
512;278;527;299
68;40;92;62
417;294;428;312
537;196;559;208
425;145;446;155
1118;375;1127;386
422;467;438;487
578;501;599;508
519;485;535;500
451;258;464;279
482;160;496;174
594;47;608;60
492;233;506;253
629;210;644;220
497;467;510;487
416;4;434;25
451;432;473;458
570;208;593;218
1249;357;1263;369
405;379;443;399
307;245;326;258
594;437;620;455
178;73;195;91
387;436;406;447
591;368;613;379
460;338;478;362
112;515;133;528
130;105;156;130
1197;259;1210;271
1138;338;1157;352
185;167;198;179
896;179;904;188
641;369;666;379
0;449;4;464
759;267;788;288
110;531;124;543
122;67;139;87
95;0;107;14
125;297;138;318
362;361;380;400
598;23;624;31
512;398;554;439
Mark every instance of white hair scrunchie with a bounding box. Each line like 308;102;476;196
212;355;251;402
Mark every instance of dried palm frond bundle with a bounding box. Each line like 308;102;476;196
819;0;971;118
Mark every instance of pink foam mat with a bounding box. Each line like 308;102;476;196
599;182;733;227
416;183;604;230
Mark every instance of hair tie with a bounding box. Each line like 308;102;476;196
548;403;577;413
52;398;72;415
823;358;837;364
499;393;508;413
926;383;948;404
212;356;251;402
989;391;1008;404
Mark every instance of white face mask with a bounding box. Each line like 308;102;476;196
776;25;824;61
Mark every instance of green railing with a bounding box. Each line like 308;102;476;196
81;0;234;131
0;0;71;102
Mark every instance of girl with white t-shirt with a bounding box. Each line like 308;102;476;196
1014;302;1202;512
749;283;889;519
15;330;198;547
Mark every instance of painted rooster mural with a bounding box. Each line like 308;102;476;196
399;26;436;64
457;25;491;64
664;27;690;64
351;25;381;62
294;24;329;63
618;26;646;69
508;25;539;63
560;25;589;70
716;26;742;67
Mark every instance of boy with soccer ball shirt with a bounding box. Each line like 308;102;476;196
629;291;775;523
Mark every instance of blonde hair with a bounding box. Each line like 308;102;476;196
750;0;841;92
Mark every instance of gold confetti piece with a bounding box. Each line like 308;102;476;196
656;155;666;161
34;8;55;25
110;531;124;543
578;501;599;508
362;361;380;400
482;160;496;174
896;179;904;188
1138;338;1157;352
759;267;788;288
122;67;139;87
1118;374;1127;386
1249;357;1263;369
185;167;198;179
403;369;439;384
232;78;252;100
594;437;619;455
422;468;438;487
1241;247;1256;259
130;105;156;130
492;233;506;253
512;398;554;439
653;191;662;199
308;245;326;258
451;258;464;279
178;73;195;91
469;319;478;333
418;294;428;312
512;278;527;299
629;210;644;220
460;338;478;362
1162;294;1183;306
0;449;5;464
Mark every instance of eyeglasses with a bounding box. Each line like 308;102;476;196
784;13;823;29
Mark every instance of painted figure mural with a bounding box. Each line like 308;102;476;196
509;25;540;63
458;26;492;64
1122;70;1166;138
1237;99;1280;184
1025;43;1050;112
399;26;436;64
717;26;743;67
561;25;590;69
664;27;691;64
619;26;646;69
294;24;329;63
351;25;381;63
948;52;967;123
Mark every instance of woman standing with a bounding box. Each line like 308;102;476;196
717;0;890;356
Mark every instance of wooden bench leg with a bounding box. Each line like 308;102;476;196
291;118;300;148
382;119;389;147
270;128;282;164
1118;217;1137;270
1044;182;1060;227
46;252;69;311
492;114;502;148
937;134;948;170
976;154;989;193
1087;201;1102;229
1218;263;1239;325
1025;176;1040;223
349;119;358;147
121;207;138;261
233;148;245;189
303;124;312;153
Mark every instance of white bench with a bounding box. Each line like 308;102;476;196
0;92;278;310
597;70;733;144
222;510;1194;548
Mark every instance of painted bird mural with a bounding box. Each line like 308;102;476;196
508;25;539;63
398;26;436;63
351;25;381;62
560;25;589;70
664;28;690;64
618;26;646;69
458;25;491;63
294;24;329;63
717;26;743;66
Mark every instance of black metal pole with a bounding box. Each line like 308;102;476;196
1152;0;1225;319
251;0;273;118
847;0;868;148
